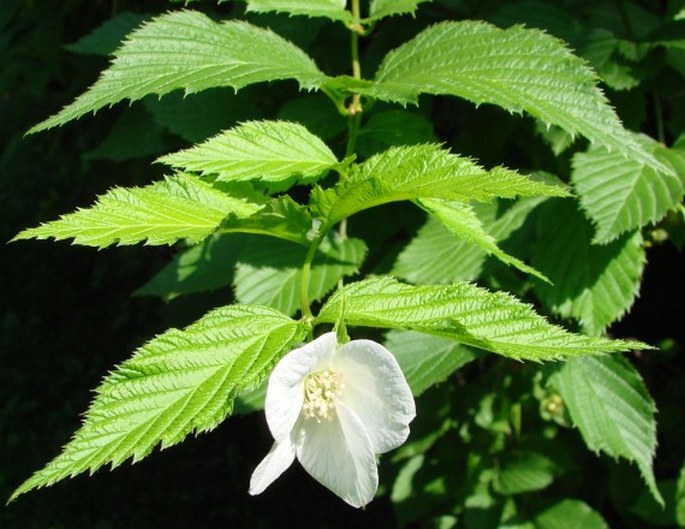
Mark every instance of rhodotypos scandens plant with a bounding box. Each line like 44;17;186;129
249;332;416;508
9;0;674;522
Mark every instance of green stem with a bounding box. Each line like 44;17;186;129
348;0;363;118
300;0;364;320
300;229;327;320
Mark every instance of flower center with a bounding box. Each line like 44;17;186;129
302;369;344;422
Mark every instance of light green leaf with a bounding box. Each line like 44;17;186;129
392;215;487;283
235;235;367;316
534;499;608;529
532;201;646;336
312;144;567;225
393;196;548;284
65;12;150;56
549;355;661;505
9;305;309;501
361;21;668;173
13;174;261;248
221;195;314;246
29;10;328;134
493;451;558;495
318;276;648;361
572;134;684;244
158;120;338;185
368;0;430;21
246;0;352;23
134;234;245;300
419;198;548;281
384;330;480;396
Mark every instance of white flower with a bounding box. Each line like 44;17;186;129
249;332;416;508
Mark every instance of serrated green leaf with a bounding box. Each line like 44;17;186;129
235;235;367;316
29;10;328;134
494;451;558;495
13;174;261;248
221;195;314;246
145;89;262;144
360;21;668;173
572;134;684;244
384;330;480;396
357;110;435;158
317;276;648;361
246;0;352;23
549;355;661;505
134;234;245;300
65;12;150;56
159;120;338;185
419;198;548;281
581;29;640;91
534;499;608;529
393;196;548;285
392;215;487;283
532;201;646;336
312;144;567;225
9;305;309;501
368;0;430;21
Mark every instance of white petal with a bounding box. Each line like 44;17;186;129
265;332;337;442
249;437;296;496
295;401;378;508
332;339;416;454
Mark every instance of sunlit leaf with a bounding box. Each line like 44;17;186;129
368;0;430;21
360;21;668;173
419;198;548;281
12;175;262;248
29;10;328;133
9;305;309;501
159;120;338;184
312;144;567;225
318;276;648;361
246;0;352;23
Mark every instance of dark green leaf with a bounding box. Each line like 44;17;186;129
550;355;661;504
532;201;646;335
384;330;480;396
234;235;367;316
